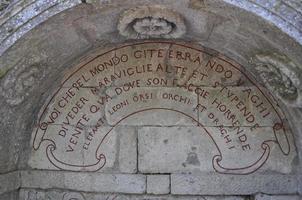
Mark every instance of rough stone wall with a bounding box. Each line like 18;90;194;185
0;0;302;56
0;1;301;200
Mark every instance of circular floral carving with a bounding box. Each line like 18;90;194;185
253;54;302;107
118;5;186;39
0;63;45;106
133;17;173;37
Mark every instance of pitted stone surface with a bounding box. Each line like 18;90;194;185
0;191;18;200
147;175;170;194
171;173;300;195
138;126;217;173
0;0;302;199
252;53;302;107
18;189;247;200
21;170;146;194
28;42;296;175
0;171;20;195
255;194;301;200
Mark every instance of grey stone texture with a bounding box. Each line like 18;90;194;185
171;173;300;195
0;191;18;200
18;189;247;200
138;127;216;173
21;170;146;194
147;175;170;194
0;0;302;199
255;194;301;200
0;171;20;195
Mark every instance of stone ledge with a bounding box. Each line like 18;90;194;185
19;188;248;200
171;173;300;195
0;191;19;200
147;175;170;195
0;171;20;195
20;170;146;194
255;193;301;200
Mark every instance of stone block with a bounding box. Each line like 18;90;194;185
147;175;170;194
29;126;118;172
118;126;137;173
29;125;139;173
0;171;20;195
19;189;247;200
254;194;301;200
0;191;18;200
171;173;299;195
138;125;296;174
138;127;217;173
21;170;146;194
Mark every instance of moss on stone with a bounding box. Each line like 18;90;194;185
0;68;9;79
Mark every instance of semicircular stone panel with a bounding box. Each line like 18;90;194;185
29;41;296;175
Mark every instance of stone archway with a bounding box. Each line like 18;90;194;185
0;1;301;200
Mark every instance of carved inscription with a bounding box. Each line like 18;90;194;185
30;41;294;174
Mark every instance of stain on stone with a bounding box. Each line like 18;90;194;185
163;139;169;144
186;152;200;166
189;0;206;10
0;68;9;79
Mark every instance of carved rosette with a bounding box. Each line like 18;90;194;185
0;63;45;106
118;5;186;39
252;54;302;107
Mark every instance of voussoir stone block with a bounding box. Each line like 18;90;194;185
147;175;170;194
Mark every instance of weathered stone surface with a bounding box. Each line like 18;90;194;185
138;127;216;173
29;125;117;172
252;53;302;107
138;126;296;174
118;6;186;39
21;170;146;194
0;1;302;198
0;171;20;195
19;190;87;200
29;125;137;173
147;175;170;194
171;173;299;195
0;191;18;200
28;42;296;175
118;126;137;173
254;194;301;200
19;189;247;200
